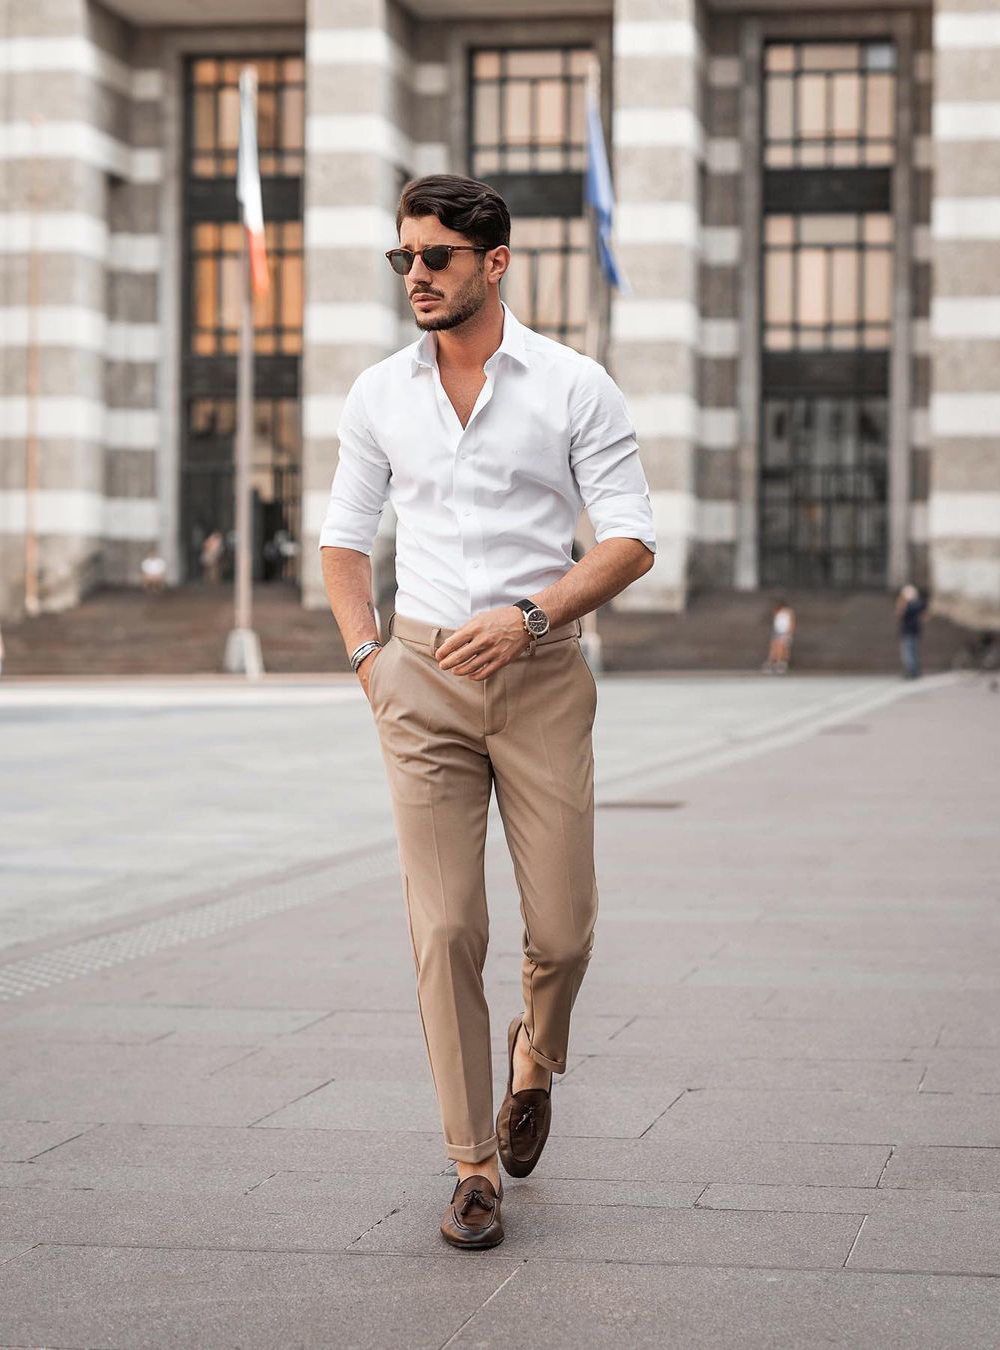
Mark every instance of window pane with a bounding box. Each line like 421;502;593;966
507;49;562;77
765;215;794;246
536;80;565;145
766;45;795;72
280;85;304;152
474;50;500;78
864;251;891;323
765;251;793;324
504;82;532;146
766;76;794;141
474;81;500;145
193;90;215;151
866;74;894;140
194;256;217;335
831;73;860;138
830;250;859;324
864;214;892;244
259;87;279;149
802;44;858;71
218;86;239;150
797;248;828;326
800;215;856;245
798;74;827;139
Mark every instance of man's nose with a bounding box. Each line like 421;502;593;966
408;254;434;285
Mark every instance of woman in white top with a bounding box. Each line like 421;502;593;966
764;599;795;674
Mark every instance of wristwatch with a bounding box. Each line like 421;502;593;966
513;598;550;639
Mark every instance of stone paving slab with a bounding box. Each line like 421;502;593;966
648;1088;1000;1148
849;1211;1000;1276
0;1003;329;1045
0;1173;433;1251
0;1161;270;1197
881;1146;1000;1194
0;1120;95;1163
697;1184;1000;1215
353;1198;863;1267
448;1265;1000;1350
28;1123;449;1175
0;1246;520;1350
608;1016;933;1059
562;1053;927;1093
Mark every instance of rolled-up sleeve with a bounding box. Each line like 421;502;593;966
317;374;390;554
569;360;656;555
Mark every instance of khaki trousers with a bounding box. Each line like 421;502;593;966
368;610;600;1163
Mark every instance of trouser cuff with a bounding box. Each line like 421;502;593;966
446;1133;499;1164
524;1031;566;1074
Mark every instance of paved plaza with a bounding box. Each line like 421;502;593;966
1;671;999;1347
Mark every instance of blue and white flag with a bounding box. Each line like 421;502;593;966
584;89;629;294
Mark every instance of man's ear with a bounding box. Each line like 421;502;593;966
486;245;511;286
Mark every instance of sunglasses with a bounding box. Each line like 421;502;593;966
385;245;486;275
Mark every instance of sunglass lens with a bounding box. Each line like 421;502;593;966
388;251;413;275
423;247;452;271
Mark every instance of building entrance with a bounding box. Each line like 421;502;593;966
758;39;896;588
181;55;304;584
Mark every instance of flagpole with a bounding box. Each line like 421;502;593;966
235;232;254;636
578;57;607;673
224;65;264;679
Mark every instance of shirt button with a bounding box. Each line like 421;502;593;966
463;509;471;516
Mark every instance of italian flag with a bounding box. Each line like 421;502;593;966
237;66;269;298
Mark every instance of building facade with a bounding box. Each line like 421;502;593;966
1;0;998;627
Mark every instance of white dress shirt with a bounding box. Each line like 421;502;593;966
318;302;656;628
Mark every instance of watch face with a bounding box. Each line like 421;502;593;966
526;608;549;636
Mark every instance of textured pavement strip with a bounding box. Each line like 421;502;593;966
1;678;999;1347
0;674;929;1003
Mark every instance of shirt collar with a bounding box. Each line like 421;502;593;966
409;302;529;376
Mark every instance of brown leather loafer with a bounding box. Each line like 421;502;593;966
440;1174;504;1250
496;1016;553;1178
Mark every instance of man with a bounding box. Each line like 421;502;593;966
319;174;655;1249
896;583;927;679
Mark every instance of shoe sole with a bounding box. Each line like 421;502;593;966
440;1227;505;1250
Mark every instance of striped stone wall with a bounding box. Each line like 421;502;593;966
300;0;416;611
609;0;705;612
0;0;163;618
910;11;934;586
929;0;1000;625
693;11;742;590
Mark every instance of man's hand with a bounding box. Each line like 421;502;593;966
357;646;382;702
435;605;530;680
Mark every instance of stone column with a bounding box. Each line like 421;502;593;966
0;0;117;616
608;0;704;612
928;2;1000;626
300;0;411;610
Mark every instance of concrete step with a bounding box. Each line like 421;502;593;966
1;585;975;677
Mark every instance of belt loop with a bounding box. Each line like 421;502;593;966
387;611;396;638
430;626;443;657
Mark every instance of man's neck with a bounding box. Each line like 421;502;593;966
434;300;505;372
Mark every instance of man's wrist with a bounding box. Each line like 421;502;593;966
350;638;382;672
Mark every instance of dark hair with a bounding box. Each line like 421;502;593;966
396;174;511;249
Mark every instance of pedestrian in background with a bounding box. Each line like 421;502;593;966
897;583;927;679
200;530;224;585
763;599;795;674
141;549;167;592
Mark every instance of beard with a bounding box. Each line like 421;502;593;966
411;268;489;332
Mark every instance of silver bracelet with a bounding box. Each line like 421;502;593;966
350;639;382;673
